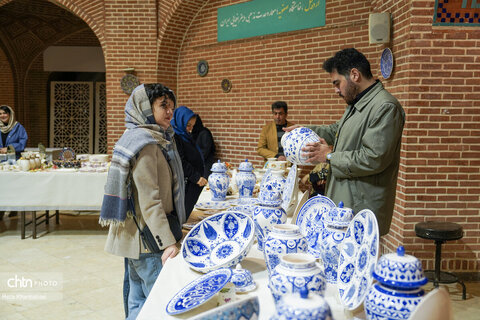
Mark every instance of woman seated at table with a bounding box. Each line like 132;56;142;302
0;105;28;159
171;106;208;219
99;84;186;320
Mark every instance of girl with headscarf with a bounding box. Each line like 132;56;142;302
99;84;185;319
191;115;216;176
170;106;207;219
0;105;28;159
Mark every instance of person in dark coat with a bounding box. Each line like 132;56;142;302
191;115;216;176
171;106;207;219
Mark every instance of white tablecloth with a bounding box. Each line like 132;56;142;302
0;170;107;211
137;189;366;320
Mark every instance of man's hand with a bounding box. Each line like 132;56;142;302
197;177;208;187
302;138;331;164
161;244;179;265
0;147;7;154
283;124;301;132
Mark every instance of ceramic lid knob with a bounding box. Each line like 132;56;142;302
211;159;227;172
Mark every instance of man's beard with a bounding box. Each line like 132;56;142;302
339;79;358;105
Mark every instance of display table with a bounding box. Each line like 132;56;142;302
0;170;107;238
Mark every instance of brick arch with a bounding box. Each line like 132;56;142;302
157;0;209;90
49;0;105;53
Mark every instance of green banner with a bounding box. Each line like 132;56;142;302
217;0;326;42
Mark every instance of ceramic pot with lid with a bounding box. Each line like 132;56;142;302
236;159;256;198
319;201;354;284
208;160;230;201
364;246;428;320
271;287;332;320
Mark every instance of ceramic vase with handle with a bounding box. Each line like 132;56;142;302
364;246;428;320
264;224;308;276
269;252;326;304
236;159;256;198
208;160;230;201
319;201;354;284
253;189;287;251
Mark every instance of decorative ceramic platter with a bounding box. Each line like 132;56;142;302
295;195;336;258
337;209;379;310
182;211;255;273
231;197;259;206
195;200;232;211
281;164;297;211
166;268;232;315
226;205;256;216
380;48;394;79
191;296;259;320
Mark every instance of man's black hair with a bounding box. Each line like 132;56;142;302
271;101;288;113
322;48;373;79
144;83;176;107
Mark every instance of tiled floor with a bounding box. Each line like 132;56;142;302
0;212;479;319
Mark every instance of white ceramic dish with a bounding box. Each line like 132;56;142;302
182;211;255;273
295;195;336;258
195;200;233;211
166;268;232;315
337;209;379;310
281;163;297;212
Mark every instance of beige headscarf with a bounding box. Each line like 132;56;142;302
0;105;17;134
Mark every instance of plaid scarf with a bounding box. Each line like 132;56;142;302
0;105;18;134
99;85;186;227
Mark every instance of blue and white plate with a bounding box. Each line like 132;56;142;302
227;205;256;216
231;197;259;206
281;164;297;211
295;195;336;258
191;295;259;320
195;200;233;211
166;268;232;315
182;211;255;273
337;209;379;310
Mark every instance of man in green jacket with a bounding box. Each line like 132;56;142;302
296;48;405;236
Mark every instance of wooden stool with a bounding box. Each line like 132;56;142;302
415;221;466;300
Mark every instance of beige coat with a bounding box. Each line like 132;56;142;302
104;144;177;259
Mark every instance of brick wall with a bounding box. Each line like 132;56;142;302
0;47;14;109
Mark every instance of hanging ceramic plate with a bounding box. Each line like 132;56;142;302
295;195;336;258
166;268;232;315
195;200;232;211
197;60;209;77
337;209;379;310
120;74;140;95
281;164;297;212
380;48;394;79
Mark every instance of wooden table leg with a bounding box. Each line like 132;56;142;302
32;211;37;239
46;210;50;225
21;211;25;239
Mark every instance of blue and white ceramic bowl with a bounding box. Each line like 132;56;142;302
182;211;255;273
281;127;321;165
191;296;260;320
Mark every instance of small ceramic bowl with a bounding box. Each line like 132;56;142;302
231;264;256;293
373;246;428;289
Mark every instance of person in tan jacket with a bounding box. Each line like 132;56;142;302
100;83;185;319
257;101;294;161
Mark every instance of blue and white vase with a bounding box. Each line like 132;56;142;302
269;253;326;304
319;201;354;284
259;169;285;202
271;287;332;320
281;127;321;165
208;160;230;201
364;246;428;320
253;190;287;251
236;159;256;198
264;224;308;276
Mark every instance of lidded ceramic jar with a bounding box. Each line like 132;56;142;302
253;188;286;251
281;127;321;165
236;159;256;198
269;253;326;304
259;169;285;204
264;224;308;276
319;201;354;284
207;160;230;201
364;246;428;320
271;287;332;320
231;263;256;293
